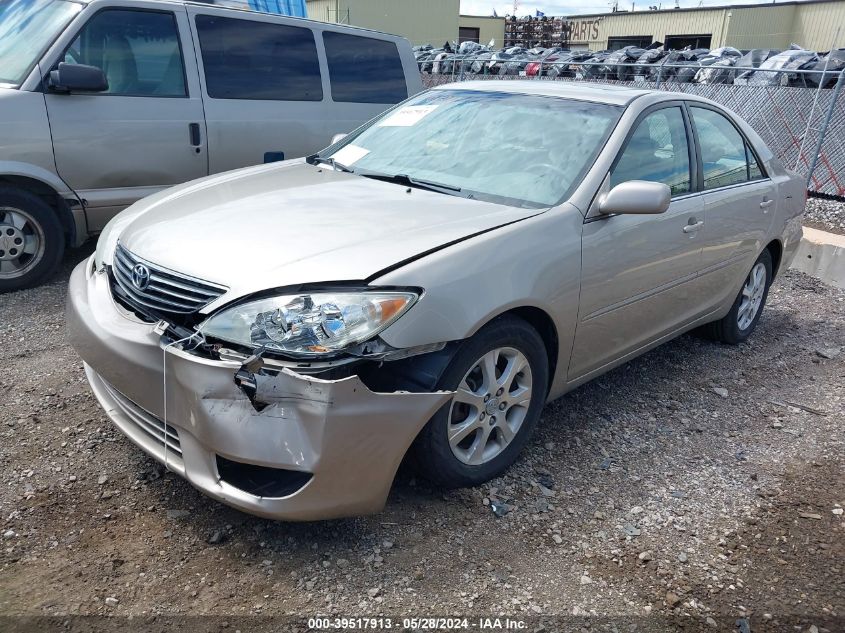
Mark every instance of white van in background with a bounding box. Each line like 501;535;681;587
0;0;422;291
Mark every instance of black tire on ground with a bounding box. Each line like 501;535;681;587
411;315;549;488
0;186;65;293
699;249;773;345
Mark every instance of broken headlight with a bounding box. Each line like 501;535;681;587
200;291;417;356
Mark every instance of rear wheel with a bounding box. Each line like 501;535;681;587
0;187;64;293
412;315;549;488
700;249;773;344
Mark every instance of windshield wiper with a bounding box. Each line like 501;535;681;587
308;155;354;173
360;172;462;196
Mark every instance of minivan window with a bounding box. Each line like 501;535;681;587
195;15;322;101
0;0;82;87
64;9;186;97
611;107;692;196
323;32;407;104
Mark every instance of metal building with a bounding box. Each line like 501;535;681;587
458;15;506;47
560;0;845;51
305;0;459;46
307;0;844;52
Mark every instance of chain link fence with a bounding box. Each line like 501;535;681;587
420;62;845;198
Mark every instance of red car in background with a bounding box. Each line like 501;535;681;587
525;56;557;76
527;51;596;77
525;49;565;76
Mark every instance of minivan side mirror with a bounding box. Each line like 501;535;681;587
331;133;348;145
48;63;108;93
598;180;671;215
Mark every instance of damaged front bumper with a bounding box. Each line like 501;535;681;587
66;257;452;521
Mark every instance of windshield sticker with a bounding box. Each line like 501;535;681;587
331;144;370;166
377;105;439;127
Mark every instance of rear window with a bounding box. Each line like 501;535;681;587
195;14;322;101
323;31;407;104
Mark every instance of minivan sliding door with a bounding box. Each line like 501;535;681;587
188;8;330;172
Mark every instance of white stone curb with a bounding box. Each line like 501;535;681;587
790;226;845;289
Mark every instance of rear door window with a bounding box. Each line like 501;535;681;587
322;32;407;104
690;106;762;188
195;15;322;101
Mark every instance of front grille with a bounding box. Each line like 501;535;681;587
111;243;227;315
100;379;183;459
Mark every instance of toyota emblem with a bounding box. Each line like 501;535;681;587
131;263;151;291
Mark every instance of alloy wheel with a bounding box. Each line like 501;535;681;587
447;346;533;465
737;262;767;331
0;207;45;279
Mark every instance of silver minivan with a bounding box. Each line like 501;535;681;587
0;0;421;291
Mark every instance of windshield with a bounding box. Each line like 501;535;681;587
327;89;621;208
0;0;82;87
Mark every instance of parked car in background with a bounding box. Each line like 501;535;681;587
0;0;421;292
67;81;804;521
524;48;567;76
426;40;832;89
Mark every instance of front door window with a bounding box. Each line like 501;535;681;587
64;9;186;97
610;107;692;196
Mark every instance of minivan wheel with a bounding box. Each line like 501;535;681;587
412;315;549;488
700;249;773;345
0;187;64;293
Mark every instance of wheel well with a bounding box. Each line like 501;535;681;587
0;175;75;243
503;306;558;394
765;239;783;278
356;307;560;397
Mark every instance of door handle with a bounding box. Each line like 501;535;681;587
760;199;773;209
189;122;201;147
683;220;704;234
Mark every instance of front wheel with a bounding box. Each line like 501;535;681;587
0;187;65;293
411;315;549;488
700;249;773;344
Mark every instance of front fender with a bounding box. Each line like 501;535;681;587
0;160;75;199
0;87;85;243
373;203;584;396
0;160;85;246
0;88;74;196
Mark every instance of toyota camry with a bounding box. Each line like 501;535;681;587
67;81;805;520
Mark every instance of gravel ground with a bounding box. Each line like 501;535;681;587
0;248;843;633
804;197;845;236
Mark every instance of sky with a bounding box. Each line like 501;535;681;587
460;0;813;17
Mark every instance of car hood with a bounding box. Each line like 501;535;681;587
108;161;544;310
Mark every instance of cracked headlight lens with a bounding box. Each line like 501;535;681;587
200;291;418;356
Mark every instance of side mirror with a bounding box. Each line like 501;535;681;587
48;62;108;93
598;180;671;215
331;133;348;145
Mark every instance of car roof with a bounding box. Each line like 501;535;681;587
432;80;656;106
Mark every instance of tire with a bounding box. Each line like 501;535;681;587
412;315;549;488
0;186;65;293
699;249;773;344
